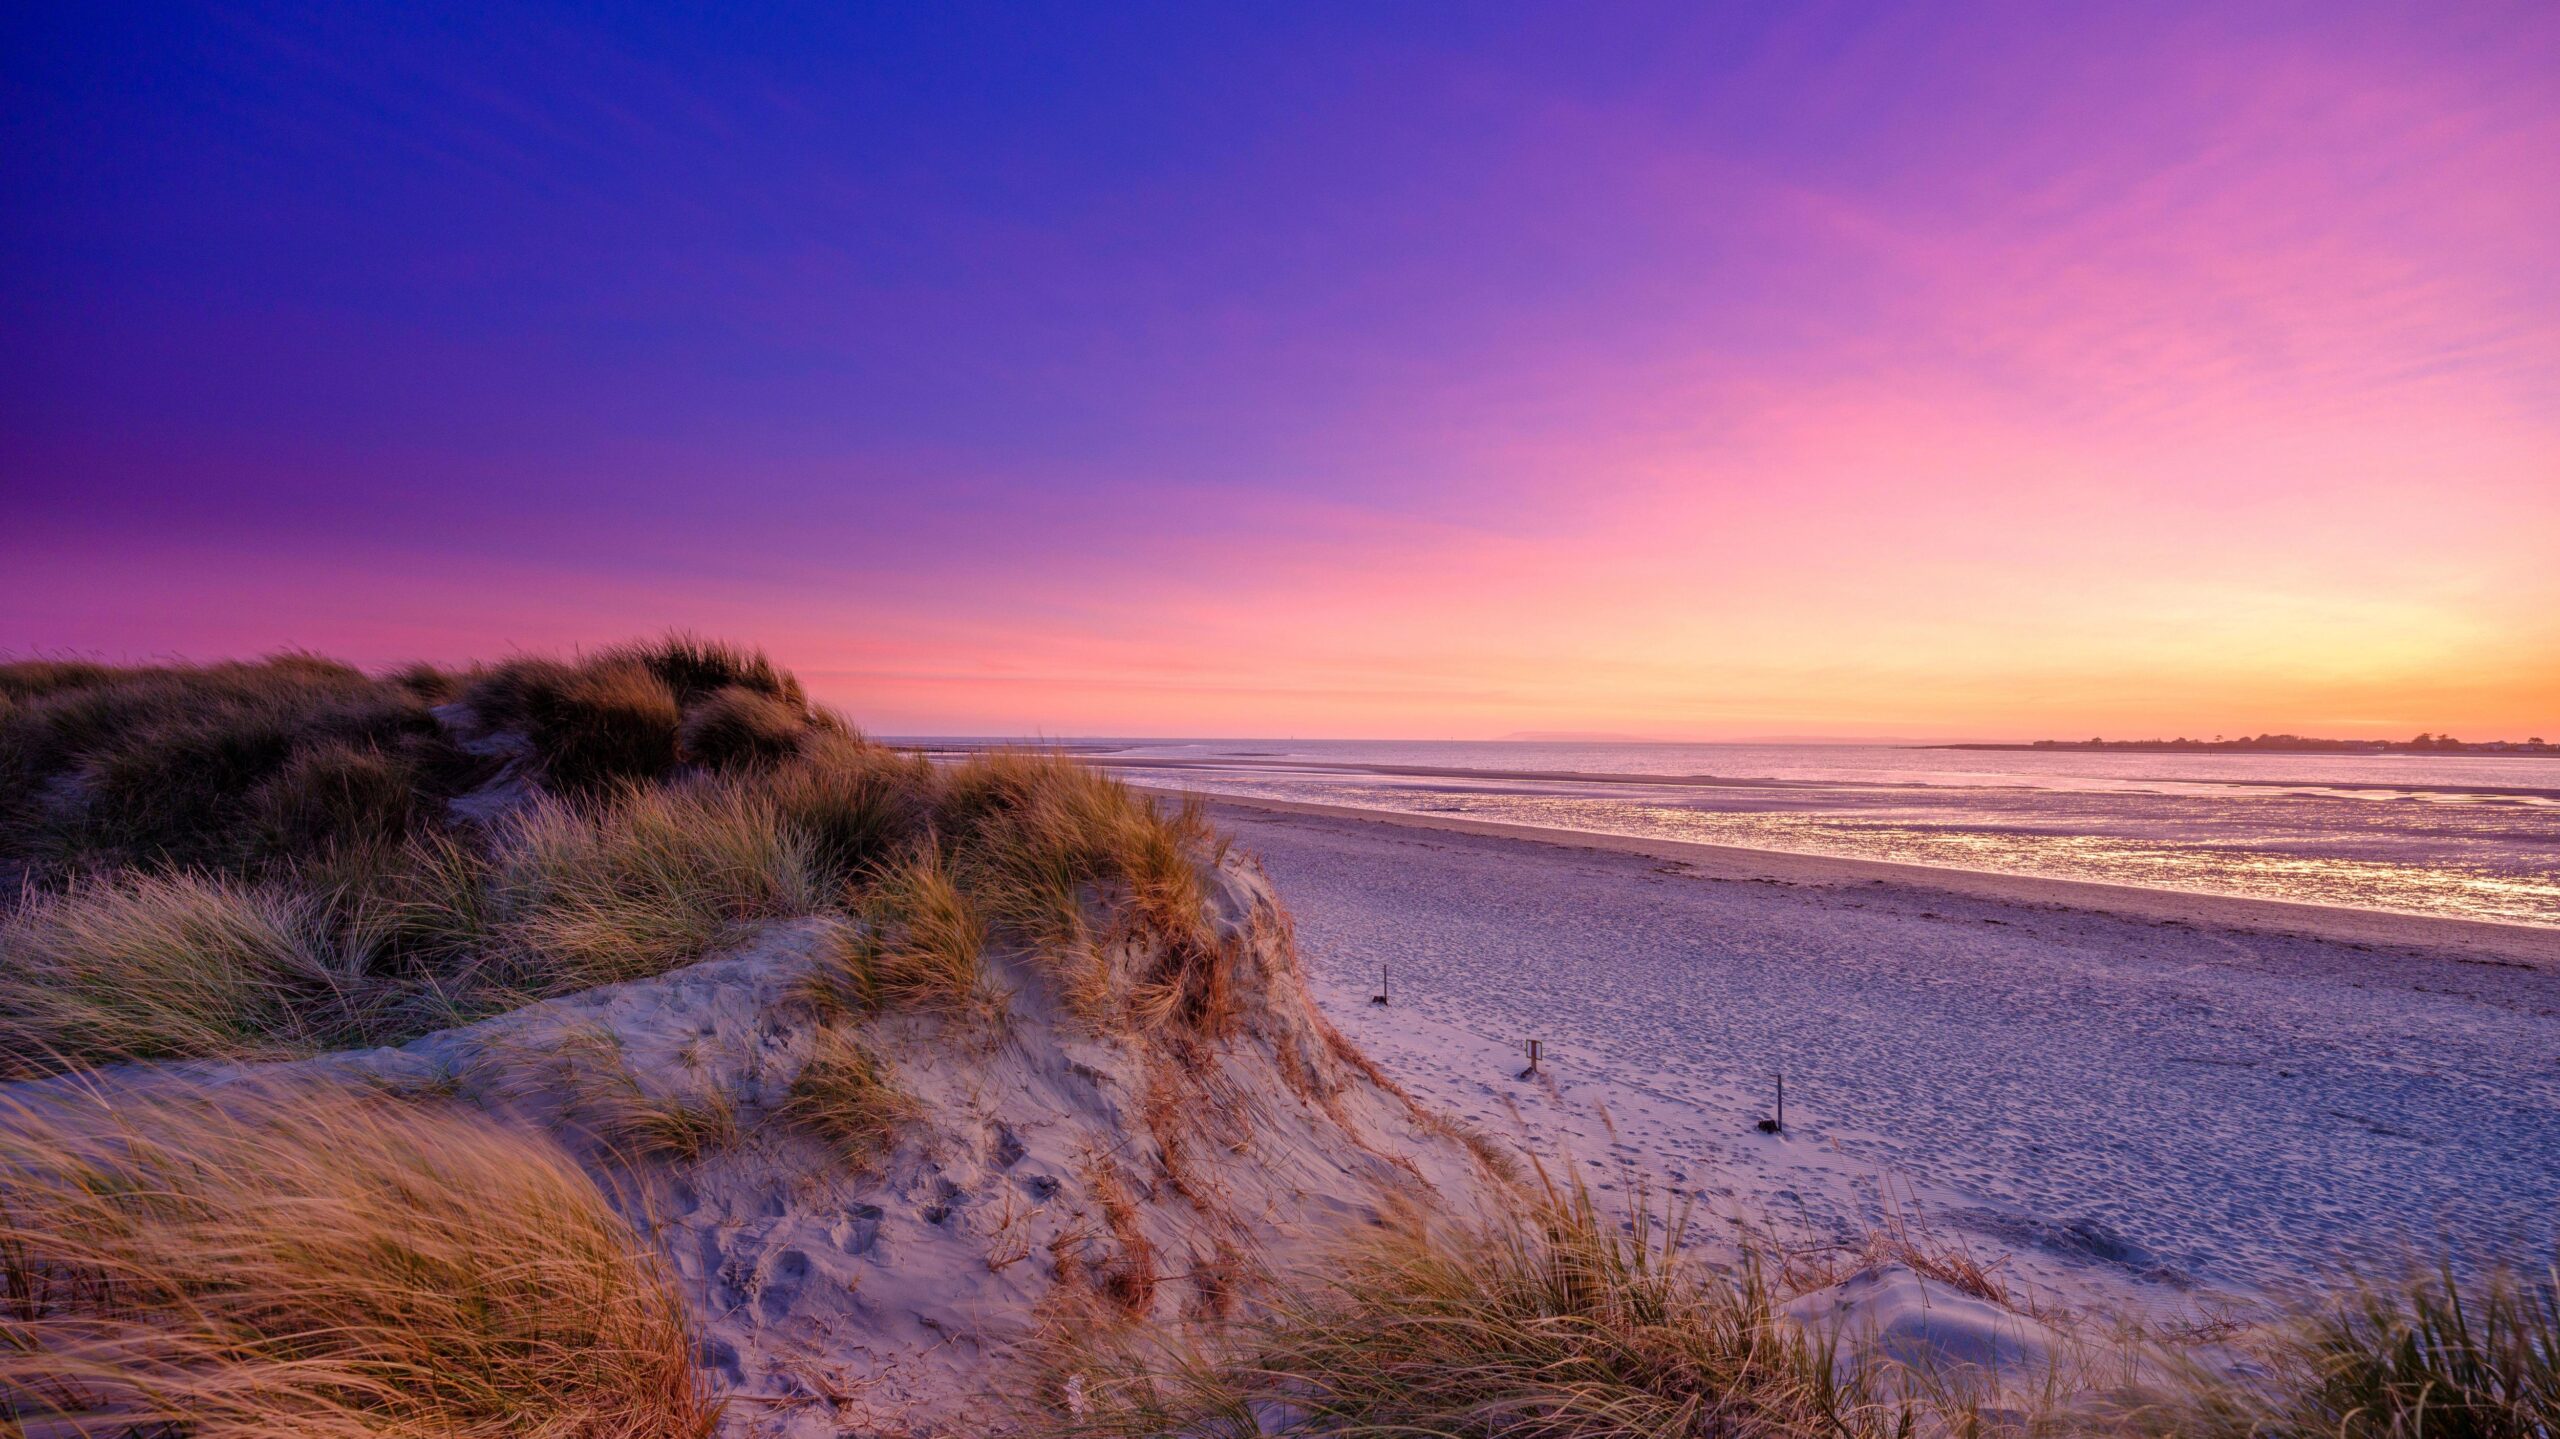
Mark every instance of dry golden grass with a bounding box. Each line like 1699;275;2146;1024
482;1026;743;1165
1;648;1246;1077
781;1024;922;1163
0;872;356;1075
743;732;933;889
488;784;826;995
245;739;431;856
606;632;804;709
929;750;1227;1030
678;684;814;771
525;660;685;794
1036;1169;1957;1439
2104;1252;2560;1438
825;845;1007;1024
1765;1182;2027;1316
0;1076;714;1437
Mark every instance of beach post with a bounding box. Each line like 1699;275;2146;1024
1757;1072;1786;1135
1372;962;1389;1005
1519;1038;1541;1079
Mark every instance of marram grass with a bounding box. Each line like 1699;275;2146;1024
0;1076;714;1437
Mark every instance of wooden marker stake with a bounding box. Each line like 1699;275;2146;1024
1757;1072;1786;1135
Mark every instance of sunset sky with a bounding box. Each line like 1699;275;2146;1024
5;2;2555;739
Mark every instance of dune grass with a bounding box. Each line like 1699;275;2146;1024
751;733;935;889
0;657;121;701
679;684;815;771
0;642;1233;1071
0;1076;713;1437
613;632;806;708
0;872;360;1075
525;1027;746;1164
932;750;1228;1029
811;845;1007;1023
466;657;684;795
462;636;819;795
1039;1171;1966;1439
0;653;472;875
2110;1253;2560;1438
487;785;828;996
782;1024;922;1163
247;739;431;857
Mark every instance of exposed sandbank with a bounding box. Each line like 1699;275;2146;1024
1162;789;2560;971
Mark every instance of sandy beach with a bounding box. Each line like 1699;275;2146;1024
1193;793;2560;1313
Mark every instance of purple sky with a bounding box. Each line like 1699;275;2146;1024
6;2;2556;737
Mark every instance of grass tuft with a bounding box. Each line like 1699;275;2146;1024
564;1064;744;1165
2113;1252;2560;1437
0;873;356;1074
678;683;815;771
751;734;934;890
1;649;1248;1071
840;845;1007;1023
1039;1169;1974;1439
0;1076;713;1436
0;654;463;874
521;661;685;794
606;632;805;708
247;739;428;857
782;1024;922;1163
932;750;1225;1029
489;784;826;996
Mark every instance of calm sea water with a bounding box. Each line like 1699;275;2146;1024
930;739;2560;929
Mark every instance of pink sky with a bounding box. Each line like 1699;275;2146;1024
5;4;2555;738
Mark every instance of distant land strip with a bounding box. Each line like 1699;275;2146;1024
1944;734;2557;756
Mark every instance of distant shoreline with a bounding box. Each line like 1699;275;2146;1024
1940;741;2559;757
1147;788;2560;970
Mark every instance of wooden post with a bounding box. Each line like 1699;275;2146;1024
1371;963;1389;1005
1518;1038;1541;1079
1757;1072;1786;1135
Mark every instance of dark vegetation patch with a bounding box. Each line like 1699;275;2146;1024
1;637;1237;1076
0;653;481;878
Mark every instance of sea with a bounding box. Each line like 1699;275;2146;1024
909;739;2560;929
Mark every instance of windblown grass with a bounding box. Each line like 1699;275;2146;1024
0;653;469;874
610;632;805;708
0;658;119;701
2111;1252;2560;1437
1042;1170;1964;1439
679;684;815;771
782;1024;921;1163
933;750;1226;1029
488;785;826;996
815;845;1006;1023
466;657;684;795
752;733;934;887
528;1027;744;1164
0;1076;713;1436
0;873;359;1074
0;643;1240;1072
247;739;430;857
462;636;822;793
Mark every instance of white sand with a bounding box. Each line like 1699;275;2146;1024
1204;795;2560;1317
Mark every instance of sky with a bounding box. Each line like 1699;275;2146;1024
4;2;2555;740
